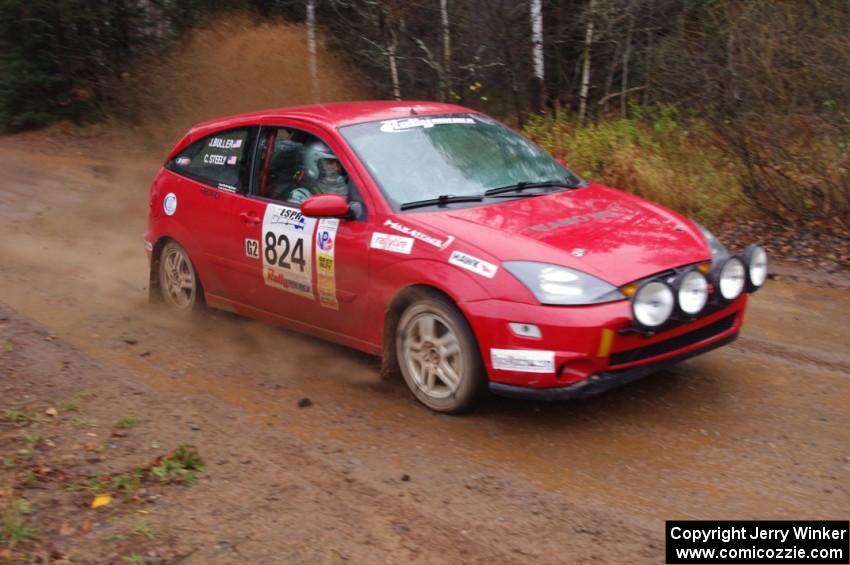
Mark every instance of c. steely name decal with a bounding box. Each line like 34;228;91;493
383;219;454;250
370;232;414;255
448;250;497;278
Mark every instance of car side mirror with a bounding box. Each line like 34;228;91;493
301;194;350;218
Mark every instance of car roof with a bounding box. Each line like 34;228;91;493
196;100;472;132
167;100;475;159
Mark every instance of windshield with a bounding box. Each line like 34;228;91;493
339;114;582;209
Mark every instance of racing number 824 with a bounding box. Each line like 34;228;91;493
264;231;306;271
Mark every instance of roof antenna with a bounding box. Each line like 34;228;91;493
410;107;419;116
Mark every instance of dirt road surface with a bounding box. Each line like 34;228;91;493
1;136;848;564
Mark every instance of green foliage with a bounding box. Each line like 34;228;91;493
115;416;142;429
1;497;33;547
150;444;204;484
1;409;45;427
130;520;158;539
523;107;747;224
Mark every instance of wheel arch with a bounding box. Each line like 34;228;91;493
380;284;476;378
148;236;205;303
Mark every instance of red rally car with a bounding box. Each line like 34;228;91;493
145;101;768;413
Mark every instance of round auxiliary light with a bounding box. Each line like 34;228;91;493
743;244;768;292
632;281;675;329
713;256;746;302
675;269;709;315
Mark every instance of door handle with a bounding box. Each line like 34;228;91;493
239;212;261;225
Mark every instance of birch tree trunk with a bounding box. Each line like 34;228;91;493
306;0;318;101
441;0;451;100
620;10;633;117
578;0;595;123
388;30;401;100
530;0;545;113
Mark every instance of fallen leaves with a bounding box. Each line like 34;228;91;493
91;493;112;509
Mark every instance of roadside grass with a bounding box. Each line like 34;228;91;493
130;520;158;539
73;415;97;429
123;554;162;564
115;416;142;429
522;106;748;225
1;409;45;427
149;444;204;484
0;495;33;548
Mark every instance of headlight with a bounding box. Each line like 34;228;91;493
743;244;768;291
675;269;708;315
632;281;675;328
695;222;729;261
503;262;624;305
712;256;746;301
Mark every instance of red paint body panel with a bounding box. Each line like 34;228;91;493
147;101;752;395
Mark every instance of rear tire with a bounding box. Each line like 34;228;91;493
158;241;203;314
395;294;485;413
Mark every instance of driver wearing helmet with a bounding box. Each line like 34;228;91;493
287;141;349;204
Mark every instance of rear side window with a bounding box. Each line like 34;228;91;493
169;128;251;192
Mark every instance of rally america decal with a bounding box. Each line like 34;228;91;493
370;232;414;254
448;250;498;278
383;219;454;250
315;218;339;310
262;205;316;299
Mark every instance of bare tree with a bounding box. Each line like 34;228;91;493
306;0;319;101
530;0;545;113
578;0;596;123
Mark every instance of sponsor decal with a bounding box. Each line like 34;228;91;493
163;193;177;216
175;156;191;166
379;116;475;133
370;232;414;255
448;250;497;278
526;203;629;233
208;137;243;149
226;155;238;166
262;204;317;299
144;240;153;252
270;207;307;230
316;218;340;310
203;153;227;166
245;238;259;259
383;219;454;250
491;349;555;374
217;183;237;192
571;248;586;257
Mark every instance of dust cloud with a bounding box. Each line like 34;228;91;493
120;14;369;150
0;14;380;390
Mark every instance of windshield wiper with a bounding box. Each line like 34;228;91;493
483;180;583;197
400;194;484;211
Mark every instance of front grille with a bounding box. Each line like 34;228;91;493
609;314;737;366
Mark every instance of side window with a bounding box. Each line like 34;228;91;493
252;127;351;206
169;128;250;192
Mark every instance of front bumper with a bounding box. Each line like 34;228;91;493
489;331;738;400
460;293;747;391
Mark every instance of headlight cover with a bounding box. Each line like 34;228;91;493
695;222;729;261
713;256;746;301
503;261;624;305
632;281;675;328
675;269;709;315
743;244;768;291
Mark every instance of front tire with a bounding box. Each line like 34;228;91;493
395;294;485;413
158;241;203;314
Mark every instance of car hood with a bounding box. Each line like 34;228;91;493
410;183;711;287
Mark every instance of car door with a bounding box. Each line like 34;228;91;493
165;126;265;306
247;123;373;346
